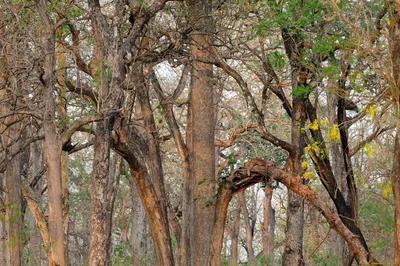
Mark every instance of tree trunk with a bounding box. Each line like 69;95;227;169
105;154;121;259
282;81;306;266
392;123;400;266
239;192;255;266
36;1;66;264
0;88;22;266
390;1;400;264
180;92;192;266
88;119;112;266
56;34;70;262
208;183;233;266
5;153;22;266
134;62;174;265
129;174;148;266
262;184;274;264
188;1;215;265
230;197;241;266
0;213;6;266
280;25;307;266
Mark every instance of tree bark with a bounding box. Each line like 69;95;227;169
230;198;241;266
56;33;70;262
187;1;215;265
88;118;113;266
262;184;274;263
390;1;400;264
35;1;66;264
128;173;148;266
282;82;306;266
280;24;307;266
28;142;43;266
5;153;22;266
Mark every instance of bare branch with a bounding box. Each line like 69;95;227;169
61;114;103;146
350;126;394;157
65;79;98;104
209;46;294;153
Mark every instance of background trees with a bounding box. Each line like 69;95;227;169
0;0;397;265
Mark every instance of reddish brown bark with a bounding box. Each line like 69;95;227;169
36;0;66;264
390;2;400;264
208;161;378;266
188;0;215;265
230;198;241;266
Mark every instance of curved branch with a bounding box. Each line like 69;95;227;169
21;182;50;248
61;114;103;146
209;160;378;266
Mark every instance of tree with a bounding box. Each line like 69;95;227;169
0;0;398;265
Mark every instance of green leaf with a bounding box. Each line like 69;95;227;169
312;38;333;57
292;84;311;98
267;51;286;70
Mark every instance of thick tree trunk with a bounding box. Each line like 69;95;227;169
283;189;304;266
105;154;121;258
0;89;22;266
0;23;23;266
188;1;215;265
113;124;174;265
0;214;6;266
5;153;22;266
281;25;307;265
88;120;112;266
36;1;66;264
208;183;233;266
282;84;306;266
135;63;174;265
56;36;70;262
391;2;400;264
392;123;400;265
129;175;148;266
129;164;174;266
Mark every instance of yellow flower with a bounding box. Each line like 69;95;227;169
327;124;340;142
382;181;392;198
320;117;329;128
303;171;313;180
365;104;377;117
